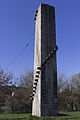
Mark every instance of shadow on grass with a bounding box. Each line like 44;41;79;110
58;113;70;116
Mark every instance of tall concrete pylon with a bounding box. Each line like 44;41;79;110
32;4;58;117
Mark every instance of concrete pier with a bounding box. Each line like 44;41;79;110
32;4;58;117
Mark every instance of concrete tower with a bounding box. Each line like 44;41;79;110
32;4;58;117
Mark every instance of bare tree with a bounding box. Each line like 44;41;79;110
0;67;13;86
19;70;33;89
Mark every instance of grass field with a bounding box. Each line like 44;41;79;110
0;111;80;120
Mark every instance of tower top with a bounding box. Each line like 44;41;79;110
39;3;55;9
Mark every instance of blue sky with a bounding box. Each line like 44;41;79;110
0;0;80;78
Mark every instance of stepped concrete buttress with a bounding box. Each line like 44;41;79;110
32;4;58;117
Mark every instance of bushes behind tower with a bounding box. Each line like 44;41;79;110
0;67;80;113
0;68;33;114
58;73;80;111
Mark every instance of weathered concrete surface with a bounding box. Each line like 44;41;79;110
32;4;58;117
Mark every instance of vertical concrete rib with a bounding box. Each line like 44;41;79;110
32;4;58;117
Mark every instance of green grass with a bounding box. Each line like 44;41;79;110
60;111;80;116
0;113;28;120
0;111;80;120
